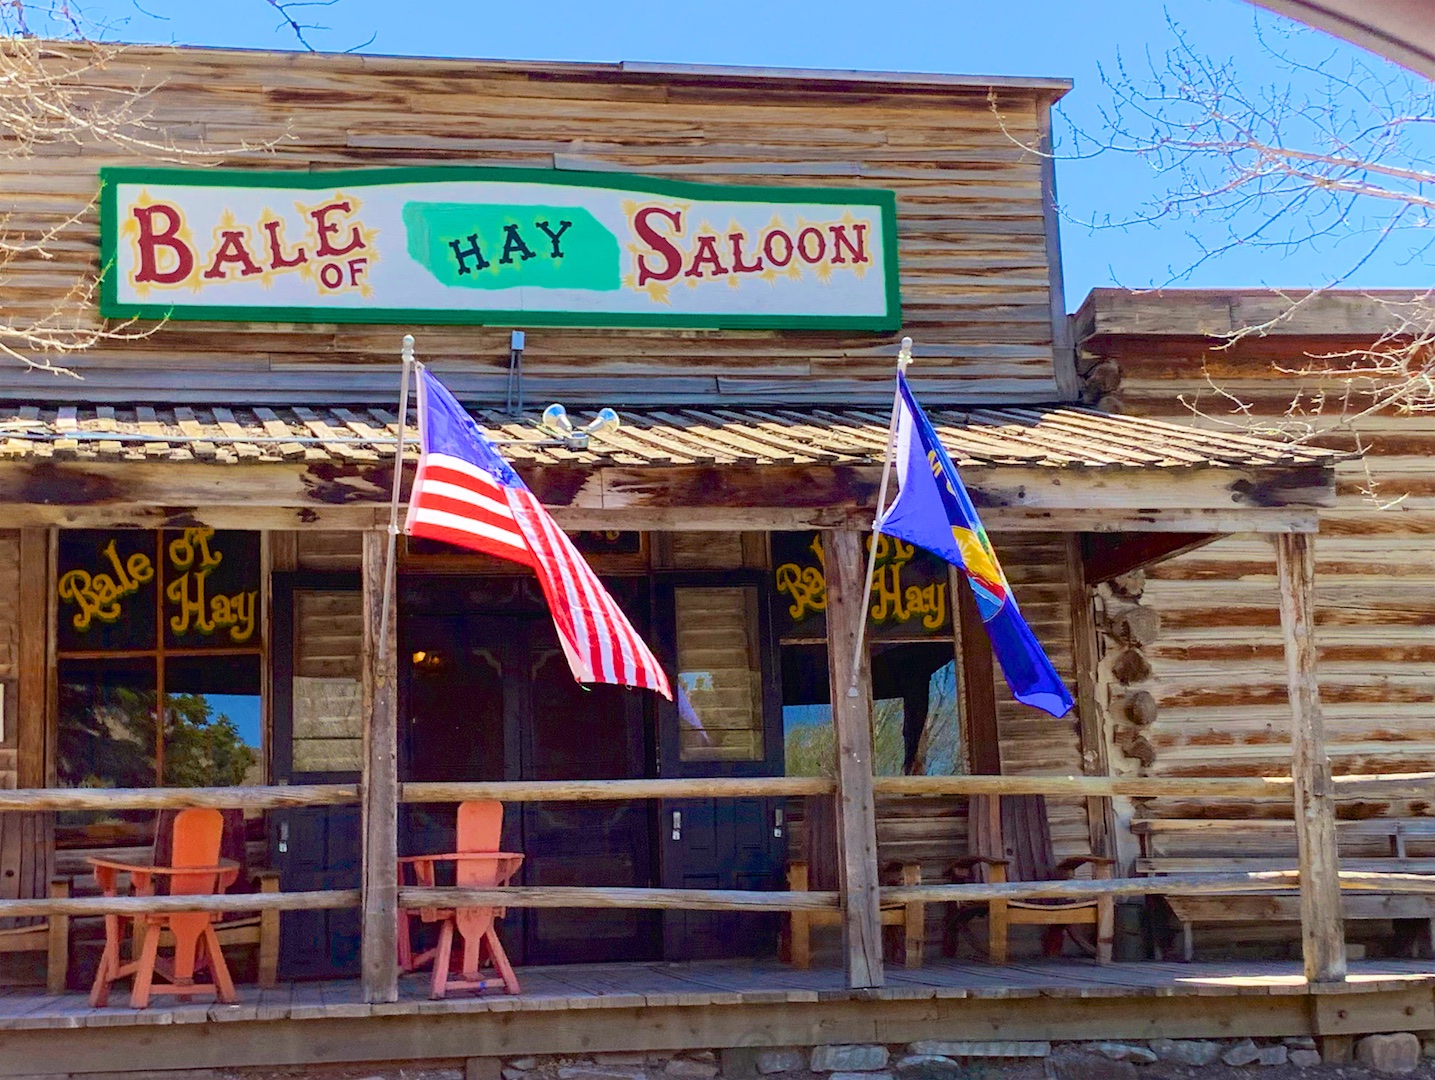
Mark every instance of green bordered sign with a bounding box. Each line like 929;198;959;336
98;166;901;331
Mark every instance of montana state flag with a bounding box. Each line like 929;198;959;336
877;374;1074;717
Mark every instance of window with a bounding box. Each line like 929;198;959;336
674;586;765;762
55;529;263;790
780;645;962;778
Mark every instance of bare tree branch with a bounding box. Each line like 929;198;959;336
2;5;293;376
988;10;1435;504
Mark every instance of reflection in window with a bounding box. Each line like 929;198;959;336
54;529;264;793
781;647;963;778
58;658;159;791
675;586;764;762
164;655;262;787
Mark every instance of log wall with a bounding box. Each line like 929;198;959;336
5;45;1071;407
1076;291;1435;952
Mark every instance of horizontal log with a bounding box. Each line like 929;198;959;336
399;886;839;911
401;777;836;802
0;784;358;812
3;773;1423;813
871;775;1295;798
0;889;358;919
881;872;1302;904
0;501;1323;535
1335;871;1435;894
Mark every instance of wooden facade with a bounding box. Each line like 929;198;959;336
7;46;1075;407
0;46;1389;1076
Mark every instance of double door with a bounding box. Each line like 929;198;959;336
269;573;789;975
404;612;658;965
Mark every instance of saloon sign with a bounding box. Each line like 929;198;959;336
100;167;900;330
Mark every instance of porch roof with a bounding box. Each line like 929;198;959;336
0;403;1338;472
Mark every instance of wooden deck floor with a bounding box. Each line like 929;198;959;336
4;957;1435;1031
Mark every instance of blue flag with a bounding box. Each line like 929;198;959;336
877;373;1074;718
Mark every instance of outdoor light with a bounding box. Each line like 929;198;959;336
582;408;621;437
540;403;573;436
539;402;621;449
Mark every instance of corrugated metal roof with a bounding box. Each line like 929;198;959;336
0;404;1337;470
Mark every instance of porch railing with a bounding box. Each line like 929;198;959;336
5;772;1435;919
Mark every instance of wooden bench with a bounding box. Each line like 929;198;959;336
1135;817;1435;960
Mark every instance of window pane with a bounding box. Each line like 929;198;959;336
675;586;764;762
162;529;261;649
56;532;159;653
164;655;262;787
783;703;834;778
292;589;364;774
780;643;964;777
57;657;159;788
916;660;964;776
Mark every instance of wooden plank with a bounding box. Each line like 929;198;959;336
1037;103;1079;402
882;870;1298;904
16;530;46;789
870;775;1292;798
403;777;834;802
0;784;357;811
1276;531;1346;984
360;529;399;1004
1066;537;1113;861
0;459;1336;516
0;988;1339;1074
399;886;838;911
0;498;1323;538
0;889;358;918
2;770;1393;809
957;572;1002;776
822;528;884;989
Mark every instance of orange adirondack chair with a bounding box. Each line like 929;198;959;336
398;800;523;999
89;806;240;1009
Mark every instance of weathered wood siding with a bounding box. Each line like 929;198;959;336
1077;292;1435;884
6;46;1070;406
0;533;17;793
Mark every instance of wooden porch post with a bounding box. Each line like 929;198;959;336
1275;532;1345;983
361;529;399;1003
821;529;884;989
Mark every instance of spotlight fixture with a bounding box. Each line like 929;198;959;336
539;402;621;449
540;403;574;436
582;408;621;437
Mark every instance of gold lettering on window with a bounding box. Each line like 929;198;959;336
56;539;155;630
774;533;948;631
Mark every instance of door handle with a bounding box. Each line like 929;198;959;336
278;820;289;854
670;811;682;842
773;807;784;839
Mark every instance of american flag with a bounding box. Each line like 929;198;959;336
403;368;672;699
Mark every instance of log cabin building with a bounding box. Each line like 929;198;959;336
1074;289;1435;962
0;44;1419;1076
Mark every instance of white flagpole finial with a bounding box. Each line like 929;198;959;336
402;334;415;362
897;336;914;372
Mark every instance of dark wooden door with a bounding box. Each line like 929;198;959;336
270;574;364;980
520;619;658;964
655;580;787;961
401;601;657;966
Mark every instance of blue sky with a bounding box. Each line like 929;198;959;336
57;0;1435;302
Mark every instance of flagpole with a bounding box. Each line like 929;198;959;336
378;334;415;662
846;336;913;698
